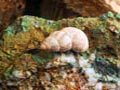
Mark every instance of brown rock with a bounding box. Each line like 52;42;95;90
0;0;25;31
63;0;120;16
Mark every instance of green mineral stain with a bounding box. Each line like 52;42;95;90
36;17;47;26
32;55;44;64
21;18;30;32
4;67;17;78
5;26;13;34
22;26;28;32
21;18;29;26
106;11;114;18
115;14;120;19
100;14;108;20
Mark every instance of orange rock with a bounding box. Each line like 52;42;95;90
63;0;120;16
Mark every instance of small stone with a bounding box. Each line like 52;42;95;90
26;71;31;77
7;81;17;86
89;53;96;61
61;53;76;65
57;85;65;89
12;70;24;79
59;71;67;78
72;67;78;73
95;82;103;90
79;58;91;68
88;77;98;86
45;72;51;81
69;81;76;86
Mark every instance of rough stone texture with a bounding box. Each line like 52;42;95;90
63;0;120;16
0;0;25;31
0;15;120;89
39;0;80;20
1;14;120;61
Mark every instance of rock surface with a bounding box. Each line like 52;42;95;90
0;14;120;89
0;0;25;30
63;0;120;16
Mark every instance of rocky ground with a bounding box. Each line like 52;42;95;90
0;1;120;90
0;13;119;90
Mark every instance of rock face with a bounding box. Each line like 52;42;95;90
63;0;120;16
0;0;25;30
0;15;120;89
1;0;120;29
